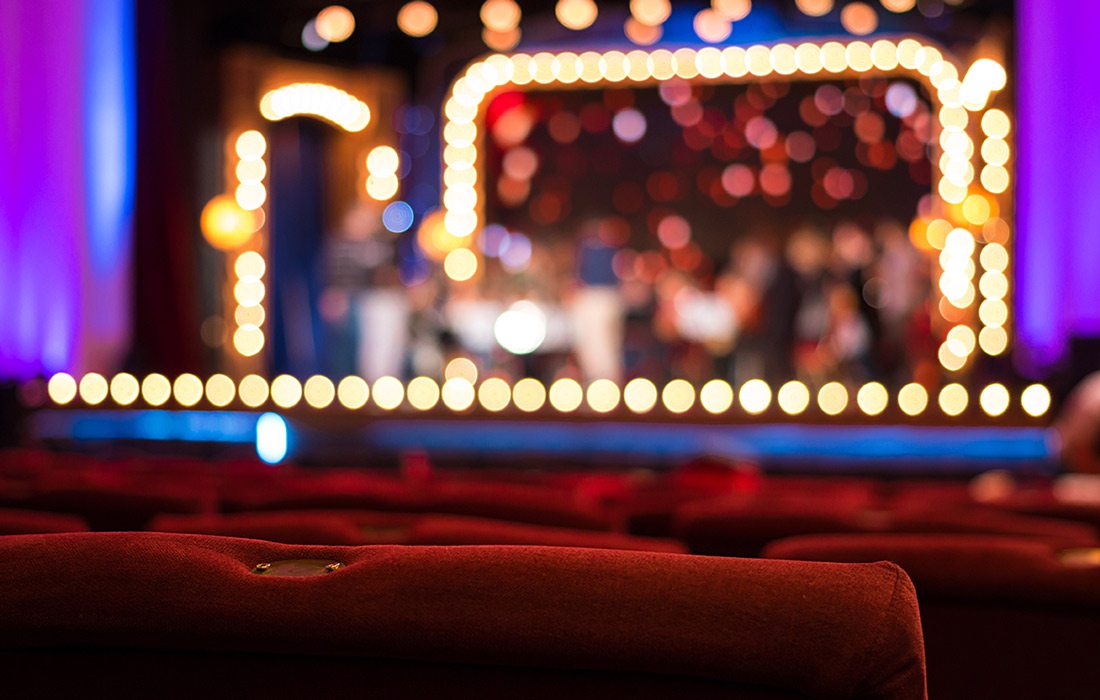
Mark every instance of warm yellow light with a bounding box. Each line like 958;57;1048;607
582;378;619;413
840;2;878;36
938;341;968;372
260;83;371;133
141;374;172;407
234;182;267;212
978;326;1008;355
981;165;1010;194
938;383;969;416
739;379;772;415
981;109;1011;139
443;357;478;384
480;0;521;31
270;375;302;409
630;0;671;25
108;373;140;406
233;325;265;357
236;306;265;329
513;377;547;412
302;375;335;408
201;194;260;251
979;270;1009;300
48;373;78;405
407;376;440;410
624;17;662;46
662;379;696;414
713;0;752;22
397;1;438;37
441;377;476;411
444;248;478;281
699;379;734;414
746;44;772;76
897;383;928;416
795;43;824;74
366;175;399;201
205;374;236;407
238;374;270;408
818;382;849;416
172;373;203;407
795;0;833;17
881;0;916;12
335;376;369;409
315;6;355;43
548;377;583;412
870;40;899;70
821;41;847;73
623;377;658;414
235;130;267;160
366;146;400;175
1021;384;1051;417
978;383;1010;417
372;376;405;410
556;0;598;30
856;382;888;416
234;251;266;279
694;8;732;43
777;381;809;415
478;377;512;412
946;325;977;356
979;298;1008;327
962;194;992;226
981;138;1010;166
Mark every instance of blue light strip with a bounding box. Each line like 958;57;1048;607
32;410;260;444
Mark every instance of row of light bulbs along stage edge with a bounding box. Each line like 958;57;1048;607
46;372;1051;419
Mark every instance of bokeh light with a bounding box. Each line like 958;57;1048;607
1021;384;1051;417
48;373;78;405
336;376;370;409
398;1;438;37
662;379;696;413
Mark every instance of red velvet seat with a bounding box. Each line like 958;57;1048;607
0;532;926;698
0;508;89;535
149;510;686;553
764;534;1100;700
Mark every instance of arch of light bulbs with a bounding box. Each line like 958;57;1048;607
437;39;1013;376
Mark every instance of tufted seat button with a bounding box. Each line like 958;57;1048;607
251;559;343;576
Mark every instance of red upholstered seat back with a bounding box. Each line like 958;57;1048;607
0;533;926;698
0;508;89;535
764;534;1100;700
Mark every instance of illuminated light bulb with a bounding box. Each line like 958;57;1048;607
770;44;798;75
441;378;476;411
978;326;1008;355
694;8;732;43
236;159;266;184
260;83;370;133
981;165;1010;194
856;382;888;416
739;379;772;415
235;182;267;211
963;58;1007;94
979;242;1009;273
979;298;1008;327
235;130;267;160
777;381;810;415
840;2;877;35
371;376;404;410
107;373;139;406
721;46;747;77
234;278;265;307
981;109;1011;139
624;17;662;46
444;357;478;383
962;194;992;225
981;138;1010;166
662;379;696;414
938;342;968;372
794;43;824;74
48;373;78;405
235;299;265;326
141;374;172;407
1021;384;1051;417
602;50;631;81
979;271;1009;300
881;0;916;11
480;0;521;31
946;325;977;356
77;373;108;405
335;376;369;409
237;375;269;408
940;106;968;130
494;301;546;355
623;378;658;413
173;373;204;407
315;6;355;42
673;48;700;79
817;382;849;416
444;248;478;282
746;45;773;76
979;383;1010;417
845;41;873;72
898;383;928;416
795;0;833;17
366;175;399;201
821;41;847;73
713;0;751;22
270;374;303;409
201;194;260;251
650;49;675;79
235;251;266;279
513;377;547;412
366;146;399;176
398;1;438;37
407;376;440;410
549;377;584;412
477;377;512;412
630;0;671;25
700;379;734;414
205;374;236;408
870;40;899;70
303;375;336;409
556;0;598;31
938;383;969;417
233;325;265;357
583;378;620;413
444;210;477;238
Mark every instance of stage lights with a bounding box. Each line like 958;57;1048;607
1021;384;1052;417
141;374;171;407
477;376;512;411
407;376;440;410
172;374;203;408
77;373;108;406
259;83;370;133
897;383;929;416
776;381;809;416
270;375;303;409
556;0;597;31
109;373;140;406
700;379;734;414
47;373;78;405
238;375;270;408
979;383;1010;417
371;376;405;410
818;382;849;416
303;375;336;409
205;374;236;408
661;379;695;414
856;382;888;416
336;376;370;409
549;377;584;412
441;377;476;411
586;378;621;413
513;377;547;412
398;1;438;38
938;383;969;417
623;377;658;414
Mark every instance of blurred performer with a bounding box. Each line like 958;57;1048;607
573;231;623;382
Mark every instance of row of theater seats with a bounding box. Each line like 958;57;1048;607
2;448;1100;697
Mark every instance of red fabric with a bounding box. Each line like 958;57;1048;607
764;534;1100;700
149;511;687;553
0;508;88;535
0;532;926;698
